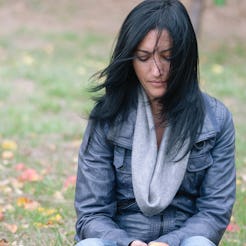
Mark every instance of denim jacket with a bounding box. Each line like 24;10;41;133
74;93;236;246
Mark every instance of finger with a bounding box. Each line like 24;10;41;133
148;242;169;246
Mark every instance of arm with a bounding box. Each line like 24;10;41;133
75;120;135;246
155;109;236;246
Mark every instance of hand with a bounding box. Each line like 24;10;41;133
130;240;148;246
148;242;169;246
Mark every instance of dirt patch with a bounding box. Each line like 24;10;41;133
0;0;245;45
201;0;246;44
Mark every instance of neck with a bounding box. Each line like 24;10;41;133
150;100;165;148
150;100;163;124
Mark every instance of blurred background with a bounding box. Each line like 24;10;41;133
0;0;245;245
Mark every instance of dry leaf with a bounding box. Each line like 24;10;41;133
0;211;4;221
226;222;240;232
18;168;42;182
14;163;26;171
48;214;62;224
212;64;224;74
0;239;9;246
37;207;56;216
63;175;76;189
21;224;29;229
1;140;17;150
71;140;81;148
3;223;18;233
33;222;48;228
1;151;14;160
11;178;24;194
17;197;40;210
53;191;64;201
3;204;14;212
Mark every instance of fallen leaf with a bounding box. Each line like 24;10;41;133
0;238;9;246
37;207;56;216
11;178;24;194
53;191;64;201
212;64;224;75
0;211;4;221
17;197;40;210
71;140;81;148
3;223;18;233
242;174;246;182
236;178;242;186
48;214;62;224
1;151;14;160
40;168;51;175
21;224;29;229
63;175;76;189
14;163;26;171
3;204;14;212
226;222;240;232
33;222;48;228
18;168;42;182
1;140;17;150
73;156;78;163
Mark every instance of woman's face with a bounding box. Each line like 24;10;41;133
133;29;172;101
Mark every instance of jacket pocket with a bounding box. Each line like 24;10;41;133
113;146;133;195
113;146;132;173
188;152;213;172
190;136;216;157
179;138;215;195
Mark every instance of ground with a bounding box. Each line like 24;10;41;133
0;0;246;40
0;0;245;245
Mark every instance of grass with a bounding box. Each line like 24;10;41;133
0;19;245;246
200;43;246;245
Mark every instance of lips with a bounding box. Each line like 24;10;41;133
149;80;167;87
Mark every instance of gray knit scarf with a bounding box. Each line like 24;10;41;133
131;88;190;216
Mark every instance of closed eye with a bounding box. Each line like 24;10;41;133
135;55;151;62
134;50;151;62
161;55;172;62
160;50;172;61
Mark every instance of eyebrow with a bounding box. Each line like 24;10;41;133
135;48;172;54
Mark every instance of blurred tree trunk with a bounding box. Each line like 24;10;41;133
189;0;205;37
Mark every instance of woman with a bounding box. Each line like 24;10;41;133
74;1;236;246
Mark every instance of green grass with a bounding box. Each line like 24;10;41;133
200;43;246;245
0;23;245;246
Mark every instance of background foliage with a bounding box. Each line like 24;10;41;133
0;0;245;245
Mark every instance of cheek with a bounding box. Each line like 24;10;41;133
133;62;146;81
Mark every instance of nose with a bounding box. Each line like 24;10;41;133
151;57;162;77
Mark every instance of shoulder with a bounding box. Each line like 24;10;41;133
196;93;234;142
88;104;137;147
202;92;233;126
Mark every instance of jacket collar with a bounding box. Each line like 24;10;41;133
107;107;137;149
107;93;219;149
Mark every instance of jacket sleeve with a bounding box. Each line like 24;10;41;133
74;120;135;246
156;108;236;246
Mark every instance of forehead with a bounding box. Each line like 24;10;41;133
136;29;172;51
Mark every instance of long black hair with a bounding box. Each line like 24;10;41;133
90;0;205;153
